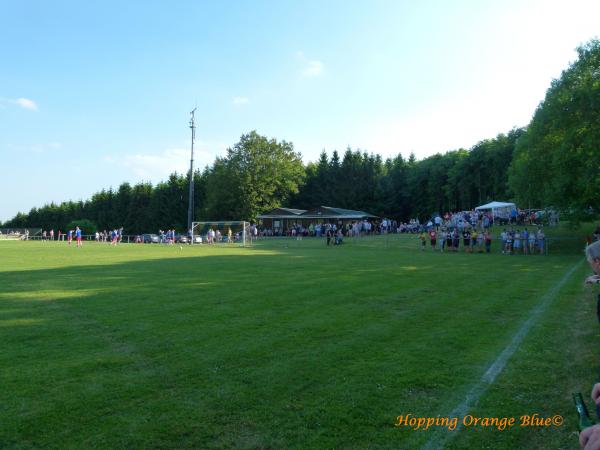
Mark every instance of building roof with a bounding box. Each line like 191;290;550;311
258;206;377;220
257;207;307;219
300;206;377;219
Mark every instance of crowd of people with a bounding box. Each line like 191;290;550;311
415;226;548;255
17;209;578;255
255;209;554;254
418;228;494;253
95;228;124;244
37;227;84;247
32;224;256;246
260;208;557;239
500;228;546;255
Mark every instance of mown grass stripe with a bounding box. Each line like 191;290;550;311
422;259;584;450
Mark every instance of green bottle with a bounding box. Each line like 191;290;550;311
573;392;595;431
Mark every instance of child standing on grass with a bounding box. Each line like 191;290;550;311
429;229;437;251
446;229;453;251
529;229;536;254
463;228;471;253
419;231;426;251
513;230;521;254
439;229;446;252
537;228;545;254
484;230;492;253
471;229;478;252
476;229;484;253
505;231;513;254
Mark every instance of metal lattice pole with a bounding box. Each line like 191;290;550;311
187;108;196;238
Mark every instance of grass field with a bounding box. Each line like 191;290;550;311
1;229;598;449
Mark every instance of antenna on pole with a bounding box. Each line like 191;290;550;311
187;108;197;238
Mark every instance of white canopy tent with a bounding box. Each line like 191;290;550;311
475;201;516;223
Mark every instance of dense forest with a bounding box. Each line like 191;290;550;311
3;40;599;234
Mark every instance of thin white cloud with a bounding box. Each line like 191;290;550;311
120;148;190;179
13;98;38;111
0;97;39;111
296;51;324;77
104;142;227;181
303;60;323;77
233;96;249;106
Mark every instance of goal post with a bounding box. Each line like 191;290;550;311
0;228;41;240
191;221;249;246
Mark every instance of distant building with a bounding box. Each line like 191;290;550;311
258;206;377;235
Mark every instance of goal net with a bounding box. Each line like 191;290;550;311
191;221;249;246
0;228;41;240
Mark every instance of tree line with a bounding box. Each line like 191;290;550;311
3;39;598;234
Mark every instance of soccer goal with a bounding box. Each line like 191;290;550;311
0;228;41;240
191;221;249;246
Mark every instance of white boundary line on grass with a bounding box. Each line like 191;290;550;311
422;259;584;450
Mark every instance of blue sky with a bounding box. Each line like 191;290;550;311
1;0;598;222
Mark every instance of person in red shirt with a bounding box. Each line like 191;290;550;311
429;229;437;251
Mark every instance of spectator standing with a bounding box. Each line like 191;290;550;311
528;229;536;254
537;228;545;255
429;229;437;251
514;230;522;254
462;228;471;253
446;230;453;252
505;231;513;255
522;229;529;255
484;231;492;253
438;229;446;252
419;231;427;251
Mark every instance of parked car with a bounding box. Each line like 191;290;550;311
175;235;188;244
141;234;159;243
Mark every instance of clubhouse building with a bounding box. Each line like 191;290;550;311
258;206;377;235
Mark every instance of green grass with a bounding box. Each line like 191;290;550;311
0;229;598;449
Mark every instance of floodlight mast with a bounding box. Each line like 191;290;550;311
187;108;196;238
